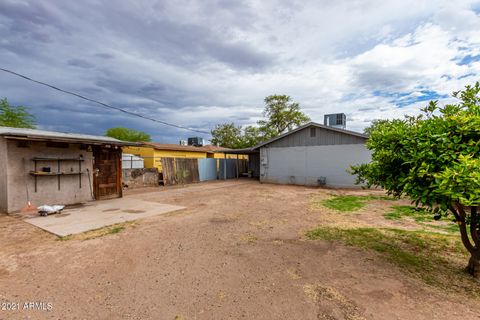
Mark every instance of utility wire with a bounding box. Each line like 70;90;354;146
0;67;209;134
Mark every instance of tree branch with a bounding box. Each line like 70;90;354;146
471;206;480;249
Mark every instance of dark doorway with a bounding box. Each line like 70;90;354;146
93;146;122;200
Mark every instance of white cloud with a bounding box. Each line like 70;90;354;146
0;0;479;141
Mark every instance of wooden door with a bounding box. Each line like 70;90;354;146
93;146;122;200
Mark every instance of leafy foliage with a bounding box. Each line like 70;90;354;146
352;83;480;209
257;95;310;139
0;98;36;128
351;82;480;276
105;127;151;142
210;123;242;148
210;95;310;148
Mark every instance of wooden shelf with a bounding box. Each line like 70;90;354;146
31;157;85;191
30;171;60;176
31;157;85;161
30;171;85;176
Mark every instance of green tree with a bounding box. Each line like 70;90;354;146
211;95;310;148
210;123;243;148
350;82;480;276
210;124;263;149
363;119;390;136
0;98;36;128
242;125;263;147
105;127;151;142
257;95;310;139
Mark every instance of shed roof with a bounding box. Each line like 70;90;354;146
0;126;135;145
141;142;231;153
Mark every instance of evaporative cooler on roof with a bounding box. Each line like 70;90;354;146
187;137;205;146
323;113;346;130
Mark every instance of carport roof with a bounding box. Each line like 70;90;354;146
216;147;259;154
0;126;137;145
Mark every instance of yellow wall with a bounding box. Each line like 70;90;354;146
123;146;156;168
123;146;207;171
212;153;248;160
123;146;248;171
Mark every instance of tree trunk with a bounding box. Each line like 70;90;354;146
467;254;480;277
450;204;480;277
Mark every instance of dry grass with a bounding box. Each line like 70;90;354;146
57;221;135;241
305;226;480;296
239;233;257;245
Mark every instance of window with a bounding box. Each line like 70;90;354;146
310;127;316;137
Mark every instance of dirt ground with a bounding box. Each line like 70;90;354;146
0;180;479;319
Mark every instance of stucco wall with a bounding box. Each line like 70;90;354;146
5;139;95;213
259;144;371;188
0;138;8;213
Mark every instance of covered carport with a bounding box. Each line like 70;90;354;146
215;148;260;179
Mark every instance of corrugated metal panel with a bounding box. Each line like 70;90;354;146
198;158;217;181
266;126;365;148
122;153;144;169
0;126;125;144
219;159;237;179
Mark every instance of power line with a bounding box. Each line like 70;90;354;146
0;67;210;134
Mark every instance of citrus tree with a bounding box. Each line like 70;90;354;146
351;82;480;276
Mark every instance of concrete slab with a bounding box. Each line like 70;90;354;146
24;198;185;236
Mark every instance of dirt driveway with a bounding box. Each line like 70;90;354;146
0;180;479;319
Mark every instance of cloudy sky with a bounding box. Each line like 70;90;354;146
1;0;480;143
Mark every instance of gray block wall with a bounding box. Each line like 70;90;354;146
259;144;371;188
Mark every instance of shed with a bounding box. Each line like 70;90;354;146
222;122;370;188
0;126;134;213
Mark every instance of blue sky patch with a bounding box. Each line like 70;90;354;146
396;90;448;107
373;90;448;108
457;54;480;66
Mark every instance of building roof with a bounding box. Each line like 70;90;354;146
253;122;367;149
219;122;367;153
141;142;231;153
0;126;136;145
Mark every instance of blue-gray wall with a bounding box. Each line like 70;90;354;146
260;144;371;188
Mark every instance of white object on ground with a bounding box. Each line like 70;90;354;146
37;205;65;216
